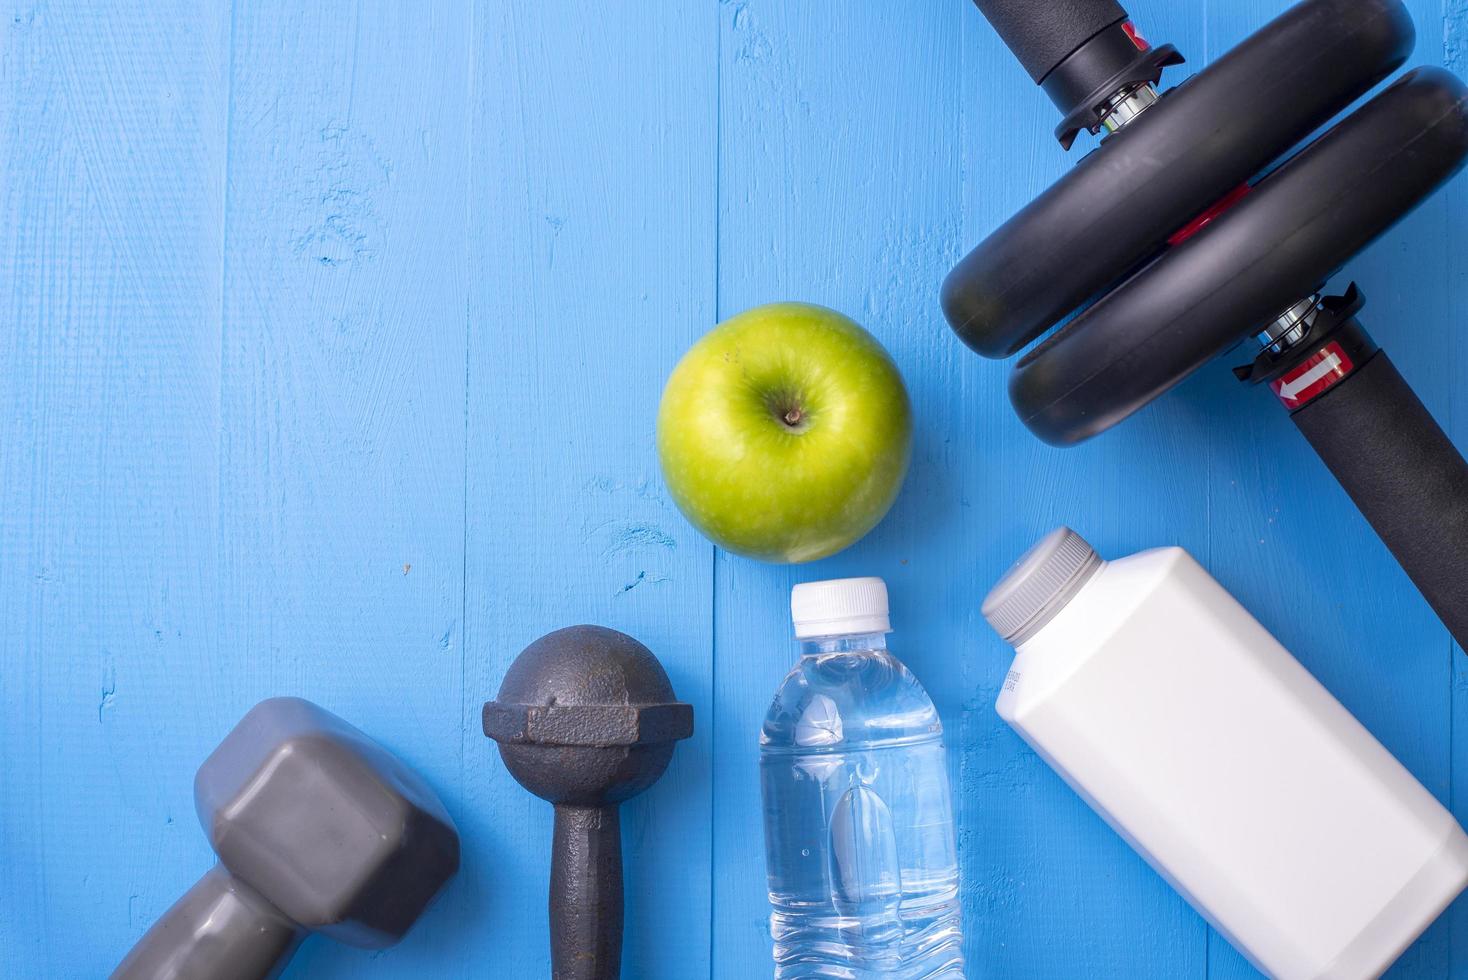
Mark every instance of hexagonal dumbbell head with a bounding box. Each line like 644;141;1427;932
112;697;460;980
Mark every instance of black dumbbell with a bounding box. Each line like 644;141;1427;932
484;626;693;980
945;0;1468;648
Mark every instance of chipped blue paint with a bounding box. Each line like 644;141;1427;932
1;1;1467;977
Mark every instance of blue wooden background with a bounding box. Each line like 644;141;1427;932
4;0;1468;976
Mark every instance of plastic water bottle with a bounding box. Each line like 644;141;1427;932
761;577;964;978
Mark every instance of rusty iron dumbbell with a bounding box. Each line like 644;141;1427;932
483;625;694;980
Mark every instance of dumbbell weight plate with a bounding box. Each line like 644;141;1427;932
942;0;1414;359
1009;68;1468;446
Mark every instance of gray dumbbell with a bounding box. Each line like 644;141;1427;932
112;697;459;980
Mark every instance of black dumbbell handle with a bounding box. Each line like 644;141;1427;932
550;804;624;980
1289;349;1468;650
111;866;304;980
972;0;1127;82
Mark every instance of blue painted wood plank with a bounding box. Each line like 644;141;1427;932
0;2;229;972
1444;1;1468;976
213;2;472;976
953;0;1217;975
464;1;717;976
711;0;1203;975
710;5;980;974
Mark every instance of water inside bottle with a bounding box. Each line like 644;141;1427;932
761;632;964;978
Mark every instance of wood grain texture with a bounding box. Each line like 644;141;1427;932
216;1;472;975
1445;0;1468;973
465;1;716;976
2;0;1467;976
0;0;229;970
950;3;1215;974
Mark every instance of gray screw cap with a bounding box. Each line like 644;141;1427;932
982;527;1103;644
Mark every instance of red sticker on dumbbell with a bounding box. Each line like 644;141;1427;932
1270;341;1354;409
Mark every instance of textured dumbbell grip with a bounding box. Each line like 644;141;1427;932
972;0;1127;82
550;805;624;980
111;866;304;980
1291;350;1468;650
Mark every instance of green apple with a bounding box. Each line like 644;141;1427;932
657;303;912;563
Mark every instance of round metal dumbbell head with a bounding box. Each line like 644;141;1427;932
194;697;461;948
483;625;693;807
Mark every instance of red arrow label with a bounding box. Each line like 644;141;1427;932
1270;341;1354;409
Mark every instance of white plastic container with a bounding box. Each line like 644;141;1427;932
982;527;1468;980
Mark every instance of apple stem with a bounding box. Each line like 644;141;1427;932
783;407;803;427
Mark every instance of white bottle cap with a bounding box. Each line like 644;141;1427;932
790;577;892;640
982;527;1103;644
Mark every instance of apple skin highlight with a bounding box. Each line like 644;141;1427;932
656;302;912;564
